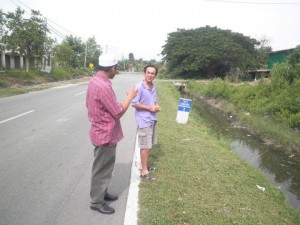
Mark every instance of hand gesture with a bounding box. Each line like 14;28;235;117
127;87;138;100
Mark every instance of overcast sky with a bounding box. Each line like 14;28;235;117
2;0;300;61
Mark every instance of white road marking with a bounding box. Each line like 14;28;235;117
124;135;141;225
0;110;35;124
74;91;86;97
52;84;74;89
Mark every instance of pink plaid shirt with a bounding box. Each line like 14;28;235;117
86;72;123;146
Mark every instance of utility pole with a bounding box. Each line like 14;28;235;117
123;55;126;71
84;41;87;68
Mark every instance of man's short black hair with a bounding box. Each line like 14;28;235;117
144;65;158;75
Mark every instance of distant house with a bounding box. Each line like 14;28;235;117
267;48;294;69
0;52;25;70
248;48;295;80
0;51;51;72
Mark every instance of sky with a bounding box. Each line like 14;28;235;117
2;0;300;61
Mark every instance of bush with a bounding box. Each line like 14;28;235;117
0;81;8;88
51;68;73;80
74;68;94;77
289;112;300;129
271;63;300;84
203;78;234;99
187;73;300;130
275;109;300;129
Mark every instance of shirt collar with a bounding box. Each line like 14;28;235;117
96;71;111;84
142;79;154;90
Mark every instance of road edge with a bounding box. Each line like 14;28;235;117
123;135;140;225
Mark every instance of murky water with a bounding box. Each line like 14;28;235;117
189;96;300;208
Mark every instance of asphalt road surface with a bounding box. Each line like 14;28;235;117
0;73;143;225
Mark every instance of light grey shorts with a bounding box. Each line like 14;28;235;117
137;122;157;149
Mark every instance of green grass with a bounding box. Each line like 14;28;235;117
138;81;300;225
0;68;93;98
0;85;49;97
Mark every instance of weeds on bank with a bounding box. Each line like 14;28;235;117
186;78;300;154
138;82;300;225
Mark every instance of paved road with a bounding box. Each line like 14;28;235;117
0;73;143;225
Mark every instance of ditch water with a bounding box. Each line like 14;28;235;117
188;96;300;208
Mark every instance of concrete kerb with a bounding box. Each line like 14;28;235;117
123;135;141;225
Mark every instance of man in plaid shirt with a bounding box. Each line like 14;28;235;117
86;53;137;214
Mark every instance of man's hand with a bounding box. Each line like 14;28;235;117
155;104;161;112
127;87;138;100
149;105;161;113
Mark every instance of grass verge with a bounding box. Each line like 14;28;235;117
138;81;300;225
0;69;93;98
0;76;90;98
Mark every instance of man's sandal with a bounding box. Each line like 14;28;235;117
139;166;156;171
147;166;156;171
140;173;156;180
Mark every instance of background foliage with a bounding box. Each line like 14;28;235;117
0;7;159;75
186;46;300;130
161;26;269;79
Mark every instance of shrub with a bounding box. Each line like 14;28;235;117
51;68;73;80
0;81;8;88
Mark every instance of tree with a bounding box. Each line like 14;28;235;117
62;35;85;68
0;10;8;54
161;26;259;79
55;42;77;69
42;36;56;68
256;37;272;69
288;45;300;66
5;7;48;71
129;52;135;63
85;36;102;67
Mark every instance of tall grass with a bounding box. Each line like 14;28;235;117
186;74;300;153
5;70;36;79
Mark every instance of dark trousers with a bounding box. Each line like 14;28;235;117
90;144;116;205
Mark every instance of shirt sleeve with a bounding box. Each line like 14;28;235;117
131;83;142;106
102;85;123;119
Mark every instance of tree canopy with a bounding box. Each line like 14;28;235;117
0;7;102;72
161;26;260;79
4;7;48;71
1;6;156;73
288;45;300;66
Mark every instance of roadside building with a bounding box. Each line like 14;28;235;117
267;48;294;69
248;48;295;80
0;51;52;73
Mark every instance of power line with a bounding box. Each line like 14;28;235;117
47;23;66;40
205;0;300;4
8;0;81;40
9;0;31;11
8;0;31;16
46;17;78;38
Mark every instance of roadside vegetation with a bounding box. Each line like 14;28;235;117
0;69;92;97
0;7;159;77
138;81;300;225
185;60;300;154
